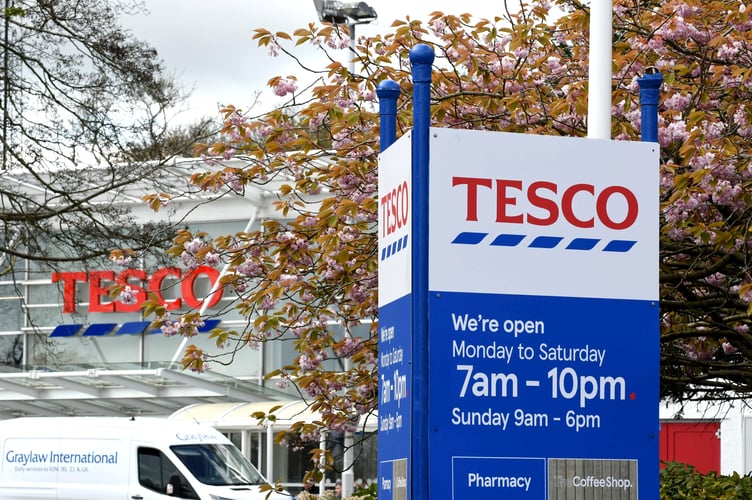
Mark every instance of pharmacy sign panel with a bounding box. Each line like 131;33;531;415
427;129;659;499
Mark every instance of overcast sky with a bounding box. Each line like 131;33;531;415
122;1;502;124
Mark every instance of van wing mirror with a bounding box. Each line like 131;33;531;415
166;474;183;496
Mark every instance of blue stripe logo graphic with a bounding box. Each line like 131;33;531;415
381;235;409;261
529;236;564;249
566;238;600;250
452;232;636;253
452;232;487;245
50;319;222;337
490;234;525;247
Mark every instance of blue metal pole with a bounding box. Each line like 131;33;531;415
377;79;401;152
638;69;663;143
409;43;433;500
638;67;662;500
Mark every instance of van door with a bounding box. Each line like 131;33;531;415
129;446;200;500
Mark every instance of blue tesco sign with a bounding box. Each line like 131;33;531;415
378;132;413;500
425;129;659;499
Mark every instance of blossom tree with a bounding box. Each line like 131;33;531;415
0;0;214;367
142;0;752;483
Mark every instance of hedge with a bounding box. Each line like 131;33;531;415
661;461;752;499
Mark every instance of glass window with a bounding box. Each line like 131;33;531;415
224;430;265;472
171;443;266;487
138;446;198;499
26;334;140;367
0;334;22;367
352;432;378;486
145;333;260;378
326;431;377;487
266;321;374;373
0;290;24;333
26;335;70;367
279;440;317;486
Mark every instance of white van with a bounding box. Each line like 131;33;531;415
0;416;289;500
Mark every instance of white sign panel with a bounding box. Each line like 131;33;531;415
428;128;659;301
378;131;413;306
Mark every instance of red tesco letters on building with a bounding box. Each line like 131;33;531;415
51;266;222;314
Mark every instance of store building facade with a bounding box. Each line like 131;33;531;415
0;158;377;494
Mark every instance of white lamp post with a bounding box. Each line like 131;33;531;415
312;1;377;74
587;0;613;139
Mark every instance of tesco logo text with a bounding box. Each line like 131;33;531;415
381;180;409;237
452;177;639;230
51;266;222;314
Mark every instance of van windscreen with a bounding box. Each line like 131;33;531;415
171;444;267;487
